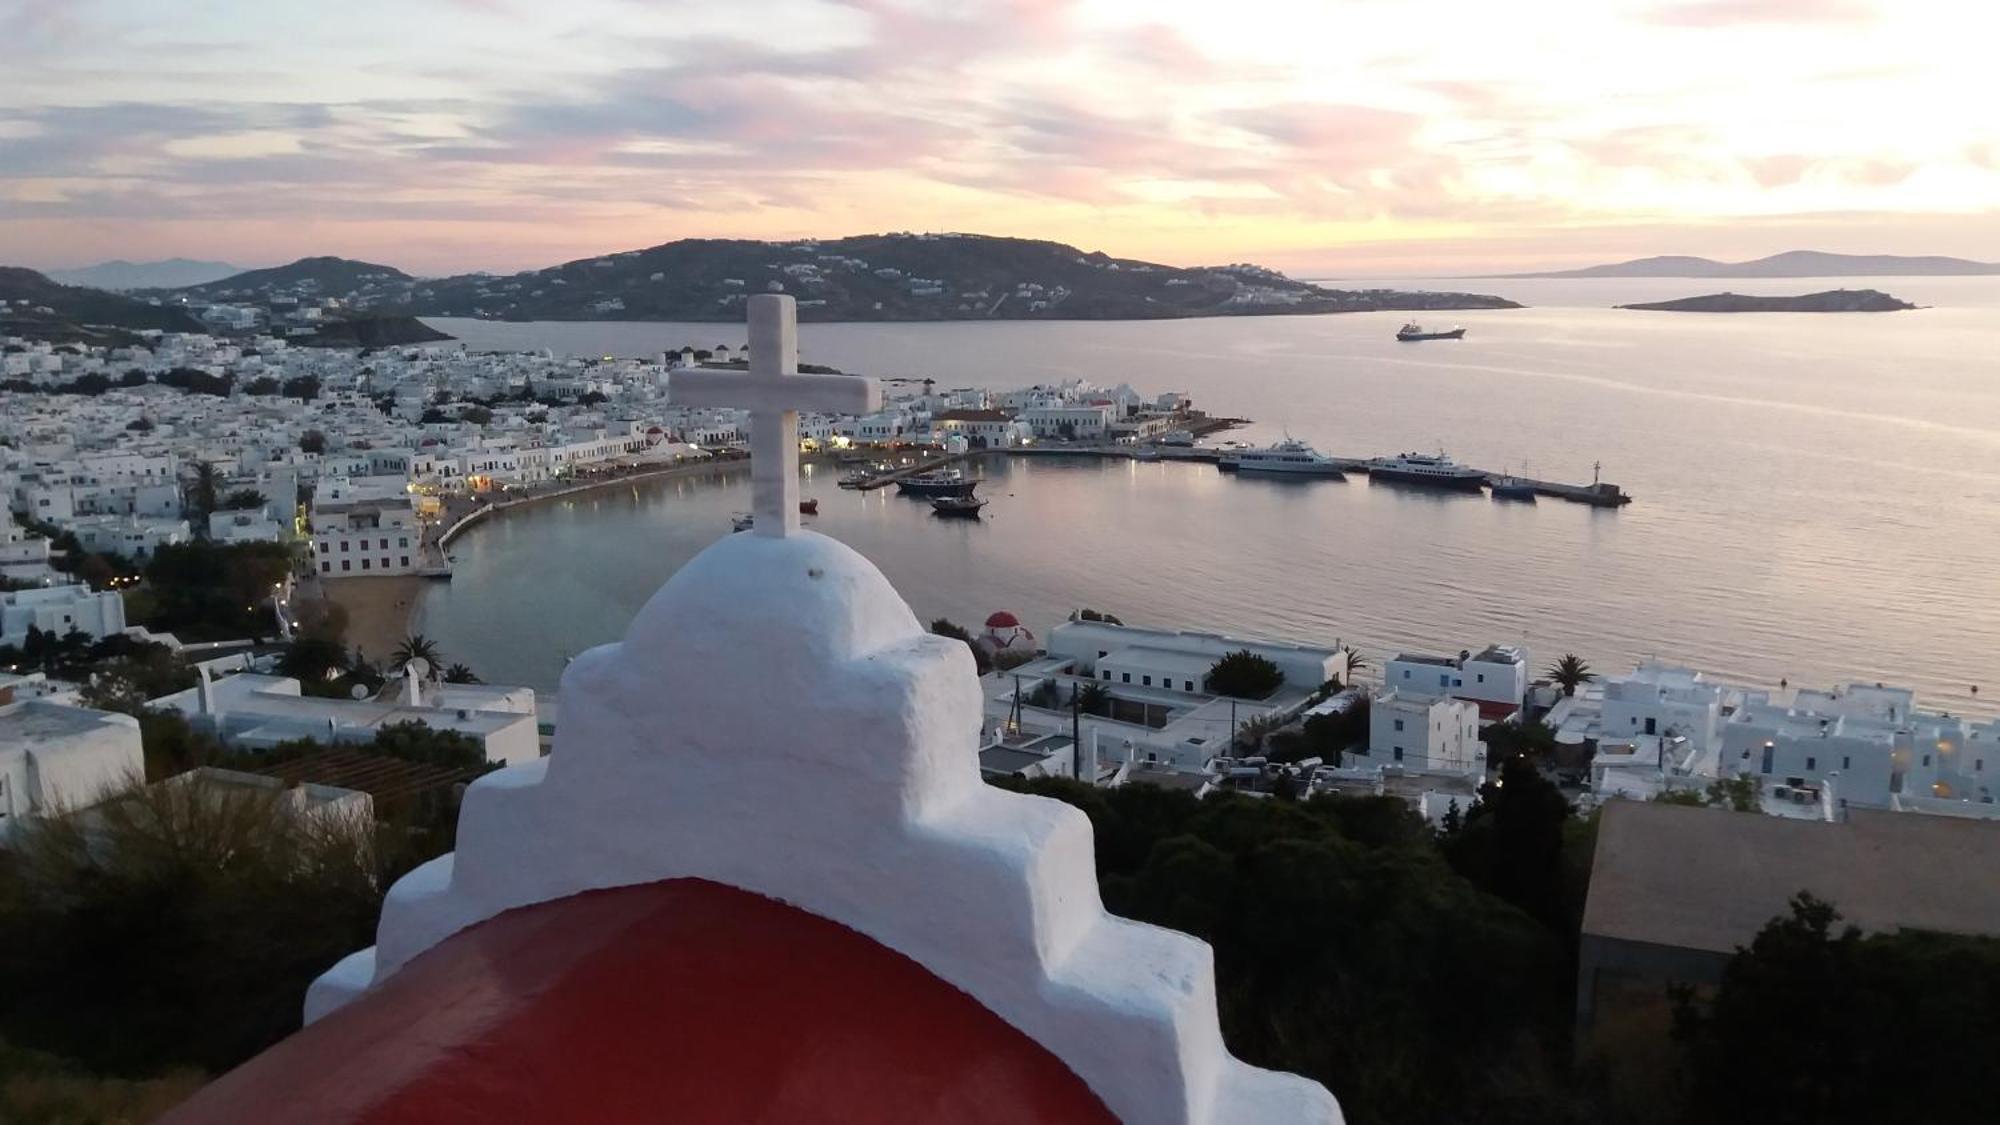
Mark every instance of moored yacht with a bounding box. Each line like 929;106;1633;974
1219;439;1348;478
1367;451;1487;491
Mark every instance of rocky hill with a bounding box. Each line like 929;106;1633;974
370;233;1518;322
168;256;412;302
294;316;454;348
1617;289;1917;312
1508;251;2000;279
0;266;205;343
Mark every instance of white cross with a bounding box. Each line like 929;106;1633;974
669;294;881;537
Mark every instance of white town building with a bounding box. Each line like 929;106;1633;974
1;583;129;647
1367;689;1483;774
0;700;145;834
1382;644;1528;720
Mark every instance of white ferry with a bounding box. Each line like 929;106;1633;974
1219;439;1348;478
1366;451;1487;491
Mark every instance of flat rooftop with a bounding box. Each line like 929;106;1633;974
1583;800;2000;956
0;700;128;743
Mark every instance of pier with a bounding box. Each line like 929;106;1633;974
834;451;975;491
1005;445;1632;507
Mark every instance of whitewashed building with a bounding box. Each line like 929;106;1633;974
1368;689;1483;774
1048;620;1347;693
1;583;128;647
1383;644;1528;718
0;700;144;834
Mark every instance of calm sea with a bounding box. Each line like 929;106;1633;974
417;276;2000;714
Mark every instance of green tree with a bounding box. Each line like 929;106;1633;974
990;778;1577;1125
0;778;381;1075
243;376;280;396
277;637;350;685
1073;680;1111;717
1205;649;1284;699
1675;893;2000;1125
442;663;482;684
298;429;327;454
928;618;991;675
1445;756;1575;933
1546;653;1595;696
220;488;267;511
281;375;321;400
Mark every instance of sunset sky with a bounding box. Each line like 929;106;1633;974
3;0;1995;277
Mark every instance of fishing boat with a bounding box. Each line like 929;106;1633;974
799;498;819;515
1396;322;1466;341
1489;474;1538;501
896;470;978;498
931;496;987;518
730;512;755;532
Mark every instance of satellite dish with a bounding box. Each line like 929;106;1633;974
350;684;370;700
404;657;432;680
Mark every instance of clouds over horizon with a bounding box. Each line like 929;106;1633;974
1;0;1994;274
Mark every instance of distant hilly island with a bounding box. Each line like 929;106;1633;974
46;258;243;290
129;234;1520;323
1499;250;2000;279
1618;289;1917;313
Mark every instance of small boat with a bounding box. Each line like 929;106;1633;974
1367;451;1488;491
1396;322;1466;341
730;512;755;532
896;470;978;498
1489;474;1538;502
931;496;986;518
1158;430;1196;447
799;498;819;515
1220;438;1347;478
1131;446;1161;461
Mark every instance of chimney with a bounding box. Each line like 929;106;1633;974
196;663;219;724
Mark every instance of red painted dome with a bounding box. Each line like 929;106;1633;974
985;611;1021;628
162;880;1114;1125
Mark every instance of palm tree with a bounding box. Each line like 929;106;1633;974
1073;681;1111;717
442;663;481;684
1341;644;1368;674
185;460;221;533
1547;653;1595;696
392;634;444;671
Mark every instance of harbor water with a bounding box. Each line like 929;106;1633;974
416;276;2000;713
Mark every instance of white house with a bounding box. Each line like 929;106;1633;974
1048;620;1347;693
1382;644;1528;718
0;700;145;834
1;583;128;647
311;495;424;577
1719;682;1990;811
1368;689;1483;774
1018;404;1114;441
1599;661;1734;756
152;670;541;767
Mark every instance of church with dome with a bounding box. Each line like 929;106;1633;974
160;297;1342;1125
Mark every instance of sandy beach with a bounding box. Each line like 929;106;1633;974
315;575;431;666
